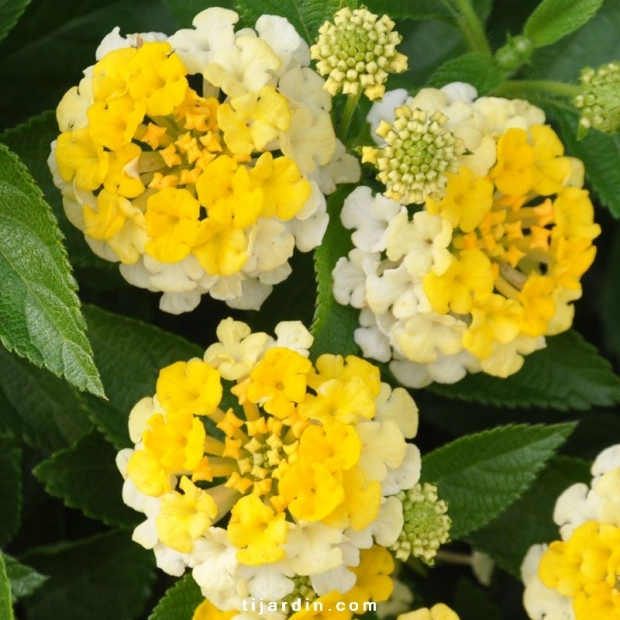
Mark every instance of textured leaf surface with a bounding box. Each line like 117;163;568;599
83;306;202;449
148;575;203;620
0;0;31;45
3;555;47;602
468;456;590;576
552;106;620;218
236;0;341;44
0;145;103;396
0;111;120;270
0;554;14;620
429;330;620;410
310;186;361;359
427;52;503;94
524;0;604;47
33;430;139;527
22;531;155;620
0;347;92;452
0;437;21;547
527;0;620;82
421;423;575;539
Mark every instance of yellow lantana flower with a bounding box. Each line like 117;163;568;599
144;188;202;263
228;494;287;565
156;476;218;553
156;358;223;416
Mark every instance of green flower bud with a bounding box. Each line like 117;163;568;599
362;106;464;204
391;483;451;565
310;8;407;101
574;61;620;137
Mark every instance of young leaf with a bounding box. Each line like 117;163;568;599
236;0;341;44
148;575;203;620
426;52;503;94
0;347;92;452
0;437;21;548
526;0;620;82
21;531;155;620
524;0;604;48
3;555;48;602
82;306;202;449
33;430;139;528
0;144;104;397
551;106;620;218
0;554;14;620
421;423;576;539
310;186;361;359
0;0;31;45
428;330;620;411
467;456;591;576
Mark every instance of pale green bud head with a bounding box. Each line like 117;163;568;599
311;7;407;101
391;483;452;565
575;61;620;137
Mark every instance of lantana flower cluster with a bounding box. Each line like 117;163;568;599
521;444;620;620
49;7;359;314
333;83;600;387
117;318;427;619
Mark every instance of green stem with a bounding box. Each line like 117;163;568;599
440;0;491;55
338;91;362;143
493;80;582;99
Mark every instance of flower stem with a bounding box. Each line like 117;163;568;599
338;91;362;143
441;0;491;55
494;80;582;100
435;550;473;565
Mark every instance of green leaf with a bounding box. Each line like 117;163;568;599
364;0;451;20
0;437;21;547
550;106;620;218
163;0;236;28
468;456;590;576
0;553;14;620
3;555;48;602
310;186;361;359
0;347;92;452
236;0;341;44
428;330;620;411
526;0;620;82
148;575;203;620
22;531;155;620
426;52;503;94
33;430;139;528
421;423;575;539
363;0;492;23
0;111;121;271
0;144;104;396
524;0;604;47
82;306;202;449
0;0;31;45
